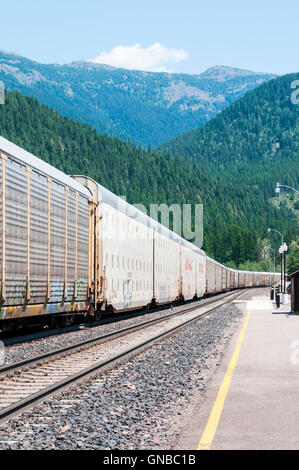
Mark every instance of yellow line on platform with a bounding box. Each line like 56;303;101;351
197;309;251;450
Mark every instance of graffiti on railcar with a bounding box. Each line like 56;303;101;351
0;279;87;314
2;278;43;305
123;277;132;309
4;279;25;305
49;280;86;303
159;285;167;303
46;303;62;314
185;259;193;271
49;281;65;302
2;279;38;305
73;280;86;300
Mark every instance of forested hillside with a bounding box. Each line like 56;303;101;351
160;73;299;268
0;50;274;147
160;73;298;183
0;90;297;268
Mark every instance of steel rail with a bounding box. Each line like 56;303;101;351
0;289;245;424
0;290;241;376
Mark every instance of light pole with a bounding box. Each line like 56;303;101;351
269;247;276;273
268;227;283;245
275;183;299;195
264;245;271;273
264;245;275;273
279;242;288;298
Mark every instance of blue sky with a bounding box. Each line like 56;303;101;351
1;0;298;74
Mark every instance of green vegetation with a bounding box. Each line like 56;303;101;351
270;191;299;225
287;239;299;274
160;73;299;269
0;84;297;270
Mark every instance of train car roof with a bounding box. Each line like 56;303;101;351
96;180;206;256
205;256;225;268
0;137;91;198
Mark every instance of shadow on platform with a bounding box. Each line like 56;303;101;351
272;311;296;315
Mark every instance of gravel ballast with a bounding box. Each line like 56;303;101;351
0;298;246;450
2;292;233;366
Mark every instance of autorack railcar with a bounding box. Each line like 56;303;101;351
0;137;280;330
0;137;94;328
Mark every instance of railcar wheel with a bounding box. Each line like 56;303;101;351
94;310;102;322
51;316;64;329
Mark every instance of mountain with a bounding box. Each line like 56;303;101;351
0;50;274;147
159;73;299;168
159;72;299;265
159;73;299;186
0;89;297;269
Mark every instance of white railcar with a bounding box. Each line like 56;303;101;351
73;176;199;311
101;202;154;311
245;271;253;287
72;176;207;310
154;230;180;304
222;266;227;291
181;241;206;301
215;261;222;292
205;257;216;294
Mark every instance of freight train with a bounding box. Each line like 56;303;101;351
0;137;279;330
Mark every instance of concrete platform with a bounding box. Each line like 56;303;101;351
177;288;299;450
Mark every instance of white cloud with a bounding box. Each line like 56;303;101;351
91;43;189;72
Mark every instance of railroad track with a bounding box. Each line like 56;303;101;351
0;290;245;425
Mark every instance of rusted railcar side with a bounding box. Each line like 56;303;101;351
0;139;92;325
